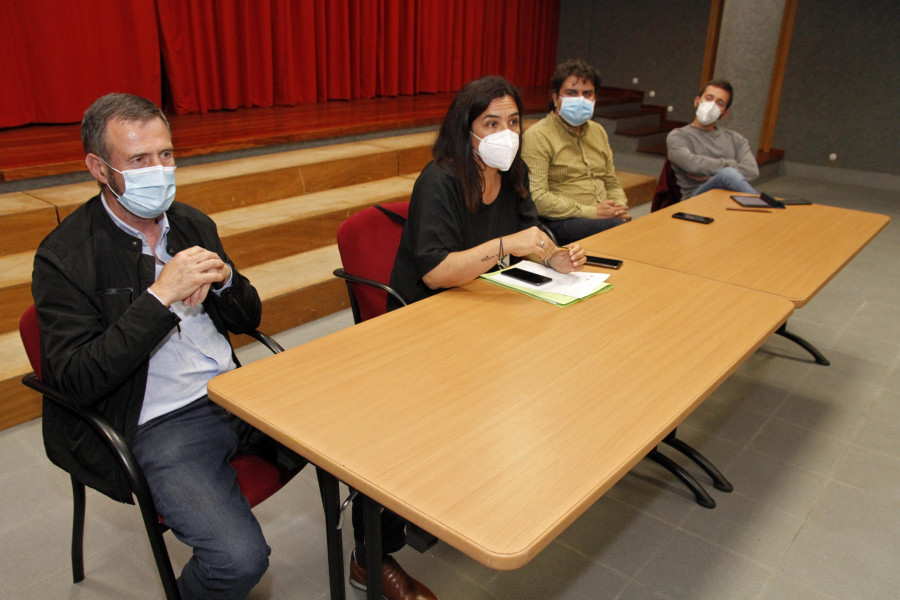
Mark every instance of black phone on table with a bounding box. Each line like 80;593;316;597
672;212;714;224
759;192;786;208
502;267;552;286
585;255;623;269
731;192;787;209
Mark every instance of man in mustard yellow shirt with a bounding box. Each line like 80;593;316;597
522;59;631;246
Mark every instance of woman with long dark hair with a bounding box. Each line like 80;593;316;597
390;75;585;308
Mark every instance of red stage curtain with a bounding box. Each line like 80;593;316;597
2;0;559;126
0;0;162;128
156;0;559;114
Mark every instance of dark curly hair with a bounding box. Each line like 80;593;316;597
549;59;602;111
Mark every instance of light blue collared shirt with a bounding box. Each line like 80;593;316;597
100;194;236;424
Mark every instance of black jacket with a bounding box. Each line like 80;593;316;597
32;195;262;502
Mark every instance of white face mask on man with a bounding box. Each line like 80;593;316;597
695;100;723;126
471;129;519;171
102;160;176;219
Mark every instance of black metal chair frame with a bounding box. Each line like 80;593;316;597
332;268;407;324
22;329;348;600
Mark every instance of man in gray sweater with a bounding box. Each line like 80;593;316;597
666;80;759;200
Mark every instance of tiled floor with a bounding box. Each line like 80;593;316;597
1;170;897;599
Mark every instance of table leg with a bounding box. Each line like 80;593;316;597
663;430;733;492
647;448;716;509
315;468;346;600
362;494;383;600
776;322;830;365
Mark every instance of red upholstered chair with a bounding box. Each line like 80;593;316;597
19;305;305;600
333;202;410;323
650;159;682;212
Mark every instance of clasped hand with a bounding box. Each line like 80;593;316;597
504;227;586;273
150;246;231;308
596;200;632;221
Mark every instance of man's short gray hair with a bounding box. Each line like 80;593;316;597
81;93;170;160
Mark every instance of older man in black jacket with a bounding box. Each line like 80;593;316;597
33;93;268;600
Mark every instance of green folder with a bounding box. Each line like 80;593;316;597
480;268;613;306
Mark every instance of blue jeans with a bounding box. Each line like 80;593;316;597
687;166;758;199
540;216;626;246
132;397;269;600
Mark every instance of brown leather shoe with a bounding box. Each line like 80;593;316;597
349;554;437;600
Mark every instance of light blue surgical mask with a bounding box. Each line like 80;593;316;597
558;96;595;127
103;160;176;219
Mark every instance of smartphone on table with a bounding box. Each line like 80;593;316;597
585;255;623;269
502;267;552;286
672;212;714;224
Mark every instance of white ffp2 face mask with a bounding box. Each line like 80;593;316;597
103;161;176;219
471;129;519;171
695;100;722;126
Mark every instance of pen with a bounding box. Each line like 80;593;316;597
726;207;772;213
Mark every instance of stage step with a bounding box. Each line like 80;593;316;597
0;192;60;254
0;328;37;430
24;132;439;221
0;251;33;334
613;121;685;153
240;245;345;343
594;87;645;113
618;172;658;207
595;105;669;134
215;176;416;268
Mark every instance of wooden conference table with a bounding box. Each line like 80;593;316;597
580;189;890;364
208;261;793;599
